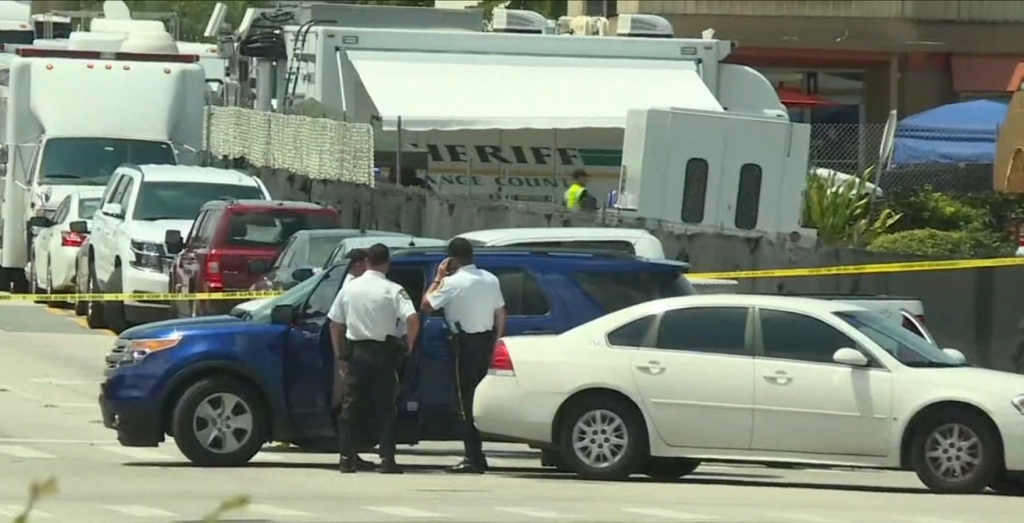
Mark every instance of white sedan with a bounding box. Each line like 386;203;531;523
30;189;105;308
473;294;1024;495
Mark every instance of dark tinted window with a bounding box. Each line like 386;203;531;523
760;309;856;363
574;270;696;313
220;209;336;247
0;30;34;45
78;198;102;220
735;164;762;230
387;266;427;308
39;138;176;187
681;159;708;224
512;240;635;254
133;183;265;221
493;268;549;316
656;307;748;354
193;209;221;247
607;315;655;347
303;264;347;317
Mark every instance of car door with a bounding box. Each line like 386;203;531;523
36;195;70;284
750;307;893;457
629;306;756;450
172;209;209;316
92;174;129;283
282;264;348;439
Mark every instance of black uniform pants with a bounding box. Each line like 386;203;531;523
453;330;496;463
337;339;402;460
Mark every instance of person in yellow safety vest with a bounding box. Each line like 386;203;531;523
564;169;589;209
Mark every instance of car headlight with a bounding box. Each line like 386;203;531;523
130;240;166;271
1013;394;1024;415
120;335;182;364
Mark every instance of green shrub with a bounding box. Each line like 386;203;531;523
804;167;901;246
867;228;1015;258
885;189;989;232
11;477;249;523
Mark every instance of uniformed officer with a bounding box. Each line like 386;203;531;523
342;248;368;286
328;243;420;474
421;238;506;474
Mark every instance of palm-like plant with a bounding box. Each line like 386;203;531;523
804;167;902;246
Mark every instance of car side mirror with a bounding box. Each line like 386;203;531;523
101;202;124;218
28;216;53;229
164;229;183;255
270;304;297;325
292;267;314;282
832;347;869;367
69;220;89;234
248;259;268;274
942;348;967;365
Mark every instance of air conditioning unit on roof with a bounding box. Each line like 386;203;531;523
491;9;546;34
616;14;673;38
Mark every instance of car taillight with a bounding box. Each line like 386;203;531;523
489;339;515;376
61;231;86;247
204;249;223;290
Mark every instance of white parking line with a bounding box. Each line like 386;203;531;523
495;507;565;518
895;518;966;523
98;446;174;461
622;508;718;520
104;505;179;517
0;505;51;518
769;513;845;523
364;506;443;518
0;444;56;459
246;504;314;517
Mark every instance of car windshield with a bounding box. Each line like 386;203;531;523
308;236;347;267
38;138;176;187
836;310;964;367
222;211;338;248
78;198;102;219
133;183;265;221
247;273;321;322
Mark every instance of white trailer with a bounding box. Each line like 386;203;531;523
0;46;206;291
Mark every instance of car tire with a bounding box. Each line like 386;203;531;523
74;300;88;316
45;260;61;308
643;458;702;480
85;263;106;328
172;376;269;467
558;395;647;480
909;408;1001;494
103;266;129;334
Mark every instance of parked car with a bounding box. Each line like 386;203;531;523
99;247;697;467
82;166;271;333
472;294;1024;495
250;229;407;293
29;188;105;309
164;200;341;319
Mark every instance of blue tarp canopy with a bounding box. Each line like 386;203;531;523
891;99;1008;165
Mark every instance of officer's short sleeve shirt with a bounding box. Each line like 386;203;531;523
330;271;416;341
426;265;505;334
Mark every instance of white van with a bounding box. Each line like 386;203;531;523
456;227;739;293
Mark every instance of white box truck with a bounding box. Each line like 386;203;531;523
0;45;206;291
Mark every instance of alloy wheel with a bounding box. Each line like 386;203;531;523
571;409;629;469
192;392;255;455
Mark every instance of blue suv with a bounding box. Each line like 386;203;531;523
98;248;695;466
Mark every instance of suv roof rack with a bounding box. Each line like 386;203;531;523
389;246;643;260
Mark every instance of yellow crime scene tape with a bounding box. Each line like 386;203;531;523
2;257;1024;303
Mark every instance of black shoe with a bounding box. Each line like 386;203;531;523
379;458;404;475
447;458;486;474
354;455;377;471
339;458;357;474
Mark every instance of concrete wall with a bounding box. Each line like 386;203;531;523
254;168;1024;374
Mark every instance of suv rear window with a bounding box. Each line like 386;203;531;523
573;270;696;313
220;210;338;247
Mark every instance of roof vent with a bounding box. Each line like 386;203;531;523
616;14;674;38
491;9;546;34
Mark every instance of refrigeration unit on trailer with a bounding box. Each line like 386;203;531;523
0;44;206;291
282;15;787;202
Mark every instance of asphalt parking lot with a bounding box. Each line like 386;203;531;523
0;300;1020;523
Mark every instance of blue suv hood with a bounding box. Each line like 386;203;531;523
120;315;245;340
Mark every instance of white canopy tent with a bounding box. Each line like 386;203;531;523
346;50;724;132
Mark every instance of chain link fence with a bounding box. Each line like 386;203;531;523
202;106;376;186
810;123;993;194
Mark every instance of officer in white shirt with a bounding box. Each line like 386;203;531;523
328;244;420;474
421;238;506;474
